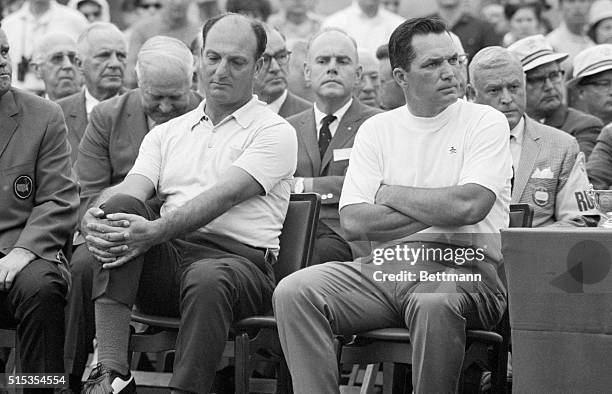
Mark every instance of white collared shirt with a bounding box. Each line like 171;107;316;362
2;0;88;92
128;95;297;250
266;89;288;114
84;88;100;118
313;98;353;140
510;116;525;168
322;1;404;54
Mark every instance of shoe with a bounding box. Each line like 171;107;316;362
81;363;136;394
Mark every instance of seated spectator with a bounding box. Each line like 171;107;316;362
587;0;612;44
68;0;109;22
587;123;612;189
546;0;594;74
79;14;296;393
288;28;381;264
125;0;200;87
469;46;598;227
268;0;322;41
433;0;502;59
376;44;405;110
65;36;201;392
503;2;544;46
286;38;315;102
569;44;612;126
30;32;82;102
274;18;512;394
0;26;79;393
323;0;404;56
508;35;603;159
57;22;128;165
1;0;88;94
253;25;311;118
225;0;272;21
355;49;381;108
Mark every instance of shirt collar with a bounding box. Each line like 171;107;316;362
84;87;100;116
510;116;525;145
266;89;288;114
314;97;353;129
190;95;264;130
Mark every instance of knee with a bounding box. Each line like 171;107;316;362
69;245;95;280
273;269;315;309
98;193;145;215
13;265;67;311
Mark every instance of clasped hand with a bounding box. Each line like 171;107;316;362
82;207;160;269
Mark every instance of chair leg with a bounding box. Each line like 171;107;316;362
360;363;379;394
491;343;508;394
234;332;250;394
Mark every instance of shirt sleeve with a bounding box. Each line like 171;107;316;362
458;109;513;199
339;120;384;209
127;125;163;190
232;121;298;193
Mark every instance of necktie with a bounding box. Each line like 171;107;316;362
510;135;515;193
319;114;336;159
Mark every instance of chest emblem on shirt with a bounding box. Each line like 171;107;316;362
449;146;457;154
533;186;549;207
14;175;33;200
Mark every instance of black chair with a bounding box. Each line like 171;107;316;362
128;193;321;391
338;204;534;394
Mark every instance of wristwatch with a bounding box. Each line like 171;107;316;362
294;177;305;193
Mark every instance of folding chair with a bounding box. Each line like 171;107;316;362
128;193;321;391
338;203;534;394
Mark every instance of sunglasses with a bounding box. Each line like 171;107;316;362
140;3;162;10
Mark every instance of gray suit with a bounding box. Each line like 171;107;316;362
278;90;311;119
288;99;381;262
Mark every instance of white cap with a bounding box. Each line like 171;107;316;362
507;34;568;72
567;44;612;87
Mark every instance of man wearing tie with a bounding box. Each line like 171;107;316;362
287;27;381;264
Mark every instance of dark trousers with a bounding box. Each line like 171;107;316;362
90;194;276;393
64;243;95;380
0;256;68;394
311;221;353;265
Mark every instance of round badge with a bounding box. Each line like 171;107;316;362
14;175;33;200
533;187;549;207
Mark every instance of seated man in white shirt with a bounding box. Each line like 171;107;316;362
468;46;598;227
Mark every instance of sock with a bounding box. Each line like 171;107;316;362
94;297;132;376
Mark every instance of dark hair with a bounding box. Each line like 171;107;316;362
376;44;389;60
202;13;267;61
225;0;272;22
504;2;542;23
388;17;448;71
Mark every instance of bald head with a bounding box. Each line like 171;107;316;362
307;28;359;63
32;32;81;100
469;46;526;130
77;22;126;59
202;13;267;61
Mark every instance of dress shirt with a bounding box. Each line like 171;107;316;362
266;89;288;114
510;116;525;168
313;98;353;140
84;88;100;118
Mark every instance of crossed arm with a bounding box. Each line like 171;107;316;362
340;183;496;242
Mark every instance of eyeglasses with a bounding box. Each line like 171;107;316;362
139;2;162;9
262;50;291;67
580;79;612;90
47;52;79;66
526;69;565;88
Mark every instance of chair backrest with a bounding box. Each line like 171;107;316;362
274;193;321;282
509;203;534;228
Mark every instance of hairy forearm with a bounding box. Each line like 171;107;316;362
376;184;492;227
340;204;429;242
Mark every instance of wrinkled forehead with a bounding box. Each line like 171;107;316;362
204;16;258;57
309;31;357;60
411;32;457;62
265;29;286;54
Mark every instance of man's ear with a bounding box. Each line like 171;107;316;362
354;64;363;87
254;56;264;75
303;62;311;83
31;63;42;79
466;83;476;102
392;67;408;88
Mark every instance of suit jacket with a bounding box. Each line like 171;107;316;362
57;87;129;164
288;98;381;234
0;88;79;261
542;105;603;160
512;116;596;227
278;91;311;119
587;123;612;190
76;88;202;221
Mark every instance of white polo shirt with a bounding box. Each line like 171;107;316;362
128;96;298;250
